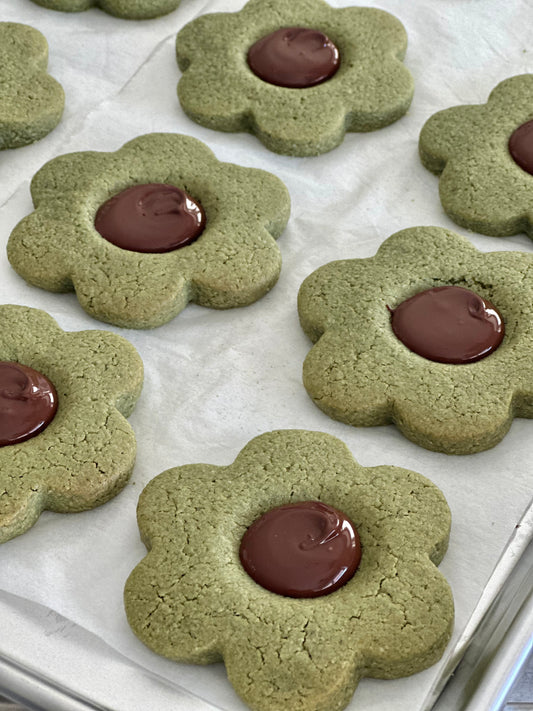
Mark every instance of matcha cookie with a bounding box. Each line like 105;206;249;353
0;22;64;150
125;429;453;711
419;74;533;238
29;0;182;19
0;305;143;543
298;226;533;454
176;0;414;156
7;133;290;329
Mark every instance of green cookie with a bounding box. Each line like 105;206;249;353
0;305;143;543
419;74;533;238
7;133;290;329
177;0;414;156
125;429;453;711
299;226;533;454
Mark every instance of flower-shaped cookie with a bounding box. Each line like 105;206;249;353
30;0;182;20
298;226;533;454
7;133;289;329
125;429;453;711
0;305;143;543
176;0;414;156
0;23;64;150
419;75;533;238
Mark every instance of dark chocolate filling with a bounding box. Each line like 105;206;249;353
239;501;361;598
94;183;206;253
390;285;504;364
0;362;58;446
247;27;340;89
509;119;533;175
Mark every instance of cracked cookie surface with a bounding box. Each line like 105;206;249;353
124;429;453;711
0;305;143;543
419;74;533;238
0;22;64;150
29;0;182;19
7;133;290;329
298;226;533;454
176;0;414;156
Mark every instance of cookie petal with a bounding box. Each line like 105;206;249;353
351;554;453;679
438;155;533;236
49;330;143;414
250;93;348;157
0;23;64;150
0;478;44;544
72;258;190;329
391;380;514;454
224;618;357;711
419;105;483;175
0;402;136;514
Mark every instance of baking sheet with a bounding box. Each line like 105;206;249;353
0;0;532;709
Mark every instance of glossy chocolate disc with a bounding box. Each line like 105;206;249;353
239;501;361;598
0;362;58;446
247;27;340;89
390;285;504;364
509;119;533;175
94;183;206;253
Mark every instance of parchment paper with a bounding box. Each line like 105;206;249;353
0;0;532;709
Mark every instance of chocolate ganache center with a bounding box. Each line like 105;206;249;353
239;501;361;598
509;119;533;175
247;27;340;89
390;285;504;364
0;362;58;446
94;183;206;253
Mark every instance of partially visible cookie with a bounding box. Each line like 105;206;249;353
0;305;143;543
29;0;182;19
7;133;290;329
298;226;533;454
0;22;64;150
125;429;453;711
176;0;414;156
419;74;533;237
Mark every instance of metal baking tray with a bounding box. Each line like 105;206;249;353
430;499;533;711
